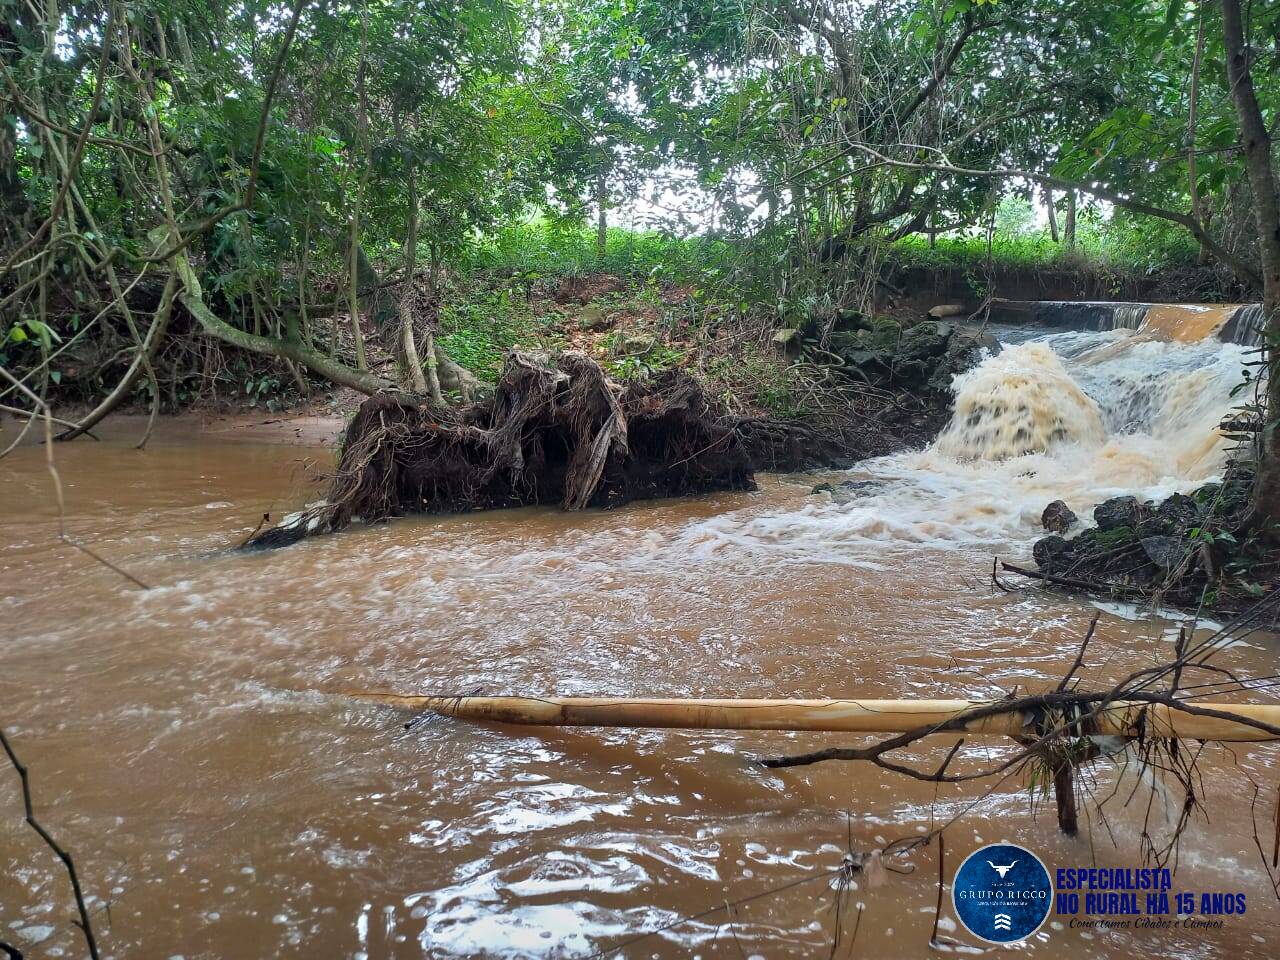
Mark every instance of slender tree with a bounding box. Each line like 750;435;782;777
1221;0;1280;534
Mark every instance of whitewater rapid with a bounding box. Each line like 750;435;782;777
682;323;1253;563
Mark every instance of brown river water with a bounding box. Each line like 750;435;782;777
3;319;1279;959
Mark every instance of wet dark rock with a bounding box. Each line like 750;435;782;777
1094;496;1142;532
1194;474;1253;518
899;320;951;361
1033;535;1076;571
1041;500;1078;534
823;318;990;397
1140;535;1186;571
926;329;990;394
833;309;871;332
1155;492;1201;529
1074;524;1138;552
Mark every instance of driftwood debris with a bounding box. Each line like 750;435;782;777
353;693;1280;742
246;351;755;548
361;690;1280;838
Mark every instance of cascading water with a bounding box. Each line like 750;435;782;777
1099;303;1149;332
686;312;1256;561
1227;303;1266;347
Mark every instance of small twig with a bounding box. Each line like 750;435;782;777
1057;613;1099;693
929;831;945;947
237;512;272;549
1000;560;1146;596
0;729;101;960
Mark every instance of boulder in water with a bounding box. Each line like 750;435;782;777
926;329;993;395
1041;500;1078;534
1155;492;1201;529
1094;496;1142;532
811;478;884;499
1022;473;1273;615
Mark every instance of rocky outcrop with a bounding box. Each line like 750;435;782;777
822;317;997;396
1026;474;1274;612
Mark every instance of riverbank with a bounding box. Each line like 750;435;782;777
9;268;993;469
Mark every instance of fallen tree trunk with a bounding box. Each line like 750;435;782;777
352;693;1280;742
245;350;755;548
180;292;414;400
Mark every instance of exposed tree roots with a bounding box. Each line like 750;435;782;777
246;351;757;548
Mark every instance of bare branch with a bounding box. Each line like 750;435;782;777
1;729;102;960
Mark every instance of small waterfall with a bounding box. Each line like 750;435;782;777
683;321;1257;558
1100;303;1149;332
1026;301;1245;342
933;345;1106;460
1224;304;1265;347
937;331;1245;472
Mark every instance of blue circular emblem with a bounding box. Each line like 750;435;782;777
951;842;1052;944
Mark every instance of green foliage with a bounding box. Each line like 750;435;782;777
3;0;1275;419
437;281;551;380
887;216;1200;275
459;221;731;282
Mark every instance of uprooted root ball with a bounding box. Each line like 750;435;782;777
246;351;756;548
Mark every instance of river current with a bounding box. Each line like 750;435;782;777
2;315;1276;958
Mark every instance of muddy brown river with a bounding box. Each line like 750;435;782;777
3;319;1279;958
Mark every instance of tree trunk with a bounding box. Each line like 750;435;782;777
432;339;480;401
1043;186;1059;243
347;214;370;371
1063;190;1076;248
0;103;30;242
338;231;476;402
1222;0;1280;536
58;273;179;441
595;168;608;259
398;167;430;397
181;291;413;400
